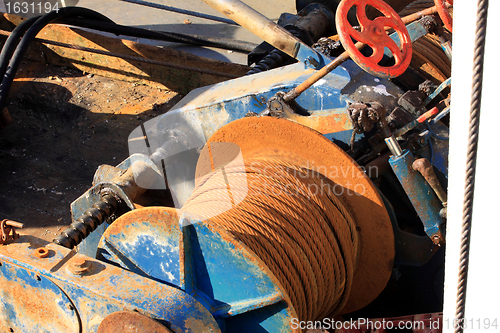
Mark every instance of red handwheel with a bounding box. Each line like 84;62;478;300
434;0;453;32
336;0;412;79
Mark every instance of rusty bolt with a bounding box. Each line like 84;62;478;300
35;247;50;258
432;235;442;246
68;257;91;275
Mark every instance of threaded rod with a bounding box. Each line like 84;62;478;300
53;195;118;249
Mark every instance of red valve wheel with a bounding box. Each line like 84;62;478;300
336;0;412;79
434;0;453;32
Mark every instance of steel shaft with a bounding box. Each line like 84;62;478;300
201;0;304;59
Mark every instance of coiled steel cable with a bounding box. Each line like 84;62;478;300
182;158;359;321
454;0;488;332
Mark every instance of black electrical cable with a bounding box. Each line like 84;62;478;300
0;7;116;114
0;16;40;80
454;1;488;332
0;10;111;82
0;6;256;115
61;17;256;52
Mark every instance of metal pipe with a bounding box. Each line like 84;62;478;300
385;136;404;157
61;17;257;52
119;0;238;25
3;220;24;229
412;157;448;204
389;150;445;245
283;42;364;101
201;0;305;59
429;105;451;125
401;5;442;25
425;77;452;105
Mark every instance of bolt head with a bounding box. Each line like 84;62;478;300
432;235;442;246
68;257;92;275
72;257;86;268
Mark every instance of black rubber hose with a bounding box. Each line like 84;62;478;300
62;17;257;52
0;16;40;81
0;7;114;114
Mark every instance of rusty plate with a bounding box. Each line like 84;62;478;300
195;117;395;314
0;262;80;333
97;311;172;333
100;206;299;331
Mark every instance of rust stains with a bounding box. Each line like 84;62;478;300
97;311;172;333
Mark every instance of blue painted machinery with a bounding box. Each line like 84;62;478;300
0;0;452;332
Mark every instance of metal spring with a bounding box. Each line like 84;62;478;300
53;195;118;249
245;49;289;75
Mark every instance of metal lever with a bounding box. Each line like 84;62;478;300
0;219;24;245
412;158;448;205
201;0;322;66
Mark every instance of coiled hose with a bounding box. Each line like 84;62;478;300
182;157;359;320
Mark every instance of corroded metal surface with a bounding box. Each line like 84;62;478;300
0;235;221;333
0;261;80;333
434;0;453;32
0;14;249;95
99;206;297;332
197;117;395;314
97;311;172;333
389;150;445;245
412;157;447;204
0;219;23;245
34;247;50;258
69;154;164;256
201;0;307;60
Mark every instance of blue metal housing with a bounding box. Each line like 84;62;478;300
0;235;221;333
389;150;445;240
97;207;296;333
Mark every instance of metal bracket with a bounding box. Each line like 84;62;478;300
0;219;23;245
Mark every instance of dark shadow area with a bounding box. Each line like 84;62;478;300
69;27;247;91
135;22;242;41
0;61;179;240
344;246;444;320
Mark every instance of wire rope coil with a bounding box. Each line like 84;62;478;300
183;157;359;321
